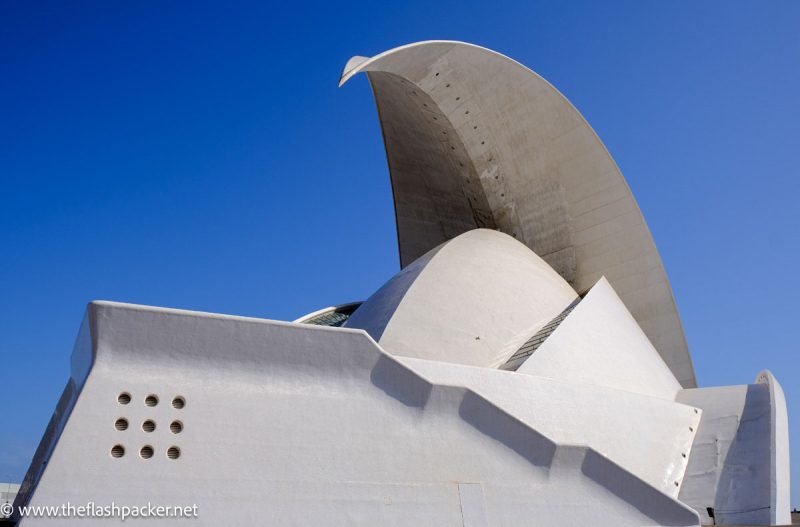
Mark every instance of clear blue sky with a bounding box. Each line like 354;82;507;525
2;0;798;507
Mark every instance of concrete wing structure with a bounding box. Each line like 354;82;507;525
10;41;790;527
339;40;697;388
346;229;578;368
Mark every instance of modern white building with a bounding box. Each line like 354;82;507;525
10;41;790;526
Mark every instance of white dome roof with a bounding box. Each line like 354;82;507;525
346;229;578;367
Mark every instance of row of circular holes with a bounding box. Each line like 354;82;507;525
419;75;501;197
118;392;184;409
113;392;184;459
115;418;182;434
427;78;515;231
425;74;486;145
396;77;506;223
110;445;180;460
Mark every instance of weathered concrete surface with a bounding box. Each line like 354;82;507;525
677;372;790;525
340;40;697;389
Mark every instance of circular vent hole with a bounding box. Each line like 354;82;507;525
170;421;183;434
110;445;125;458
140;445;154;459
166;446;181;460
118;393;131;405
114;418;129;431
144;394;159;407
172;396;185;409
142;420;156;433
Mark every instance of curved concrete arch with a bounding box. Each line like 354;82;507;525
340;40;696;388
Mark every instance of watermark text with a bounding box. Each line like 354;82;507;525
2;501;198;521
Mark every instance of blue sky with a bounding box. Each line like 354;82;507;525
2;0;798;507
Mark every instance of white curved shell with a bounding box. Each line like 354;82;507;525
341;40;696;388
346;229;579;368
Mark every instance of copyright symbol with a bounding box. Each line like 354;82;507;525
1;502;13;516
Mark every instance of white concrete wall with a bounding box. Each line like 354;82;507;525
346;229;578;368
517;276;681;400
756;370;791;526
18;301;699;526
677;373;790;526
676;385;751;524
